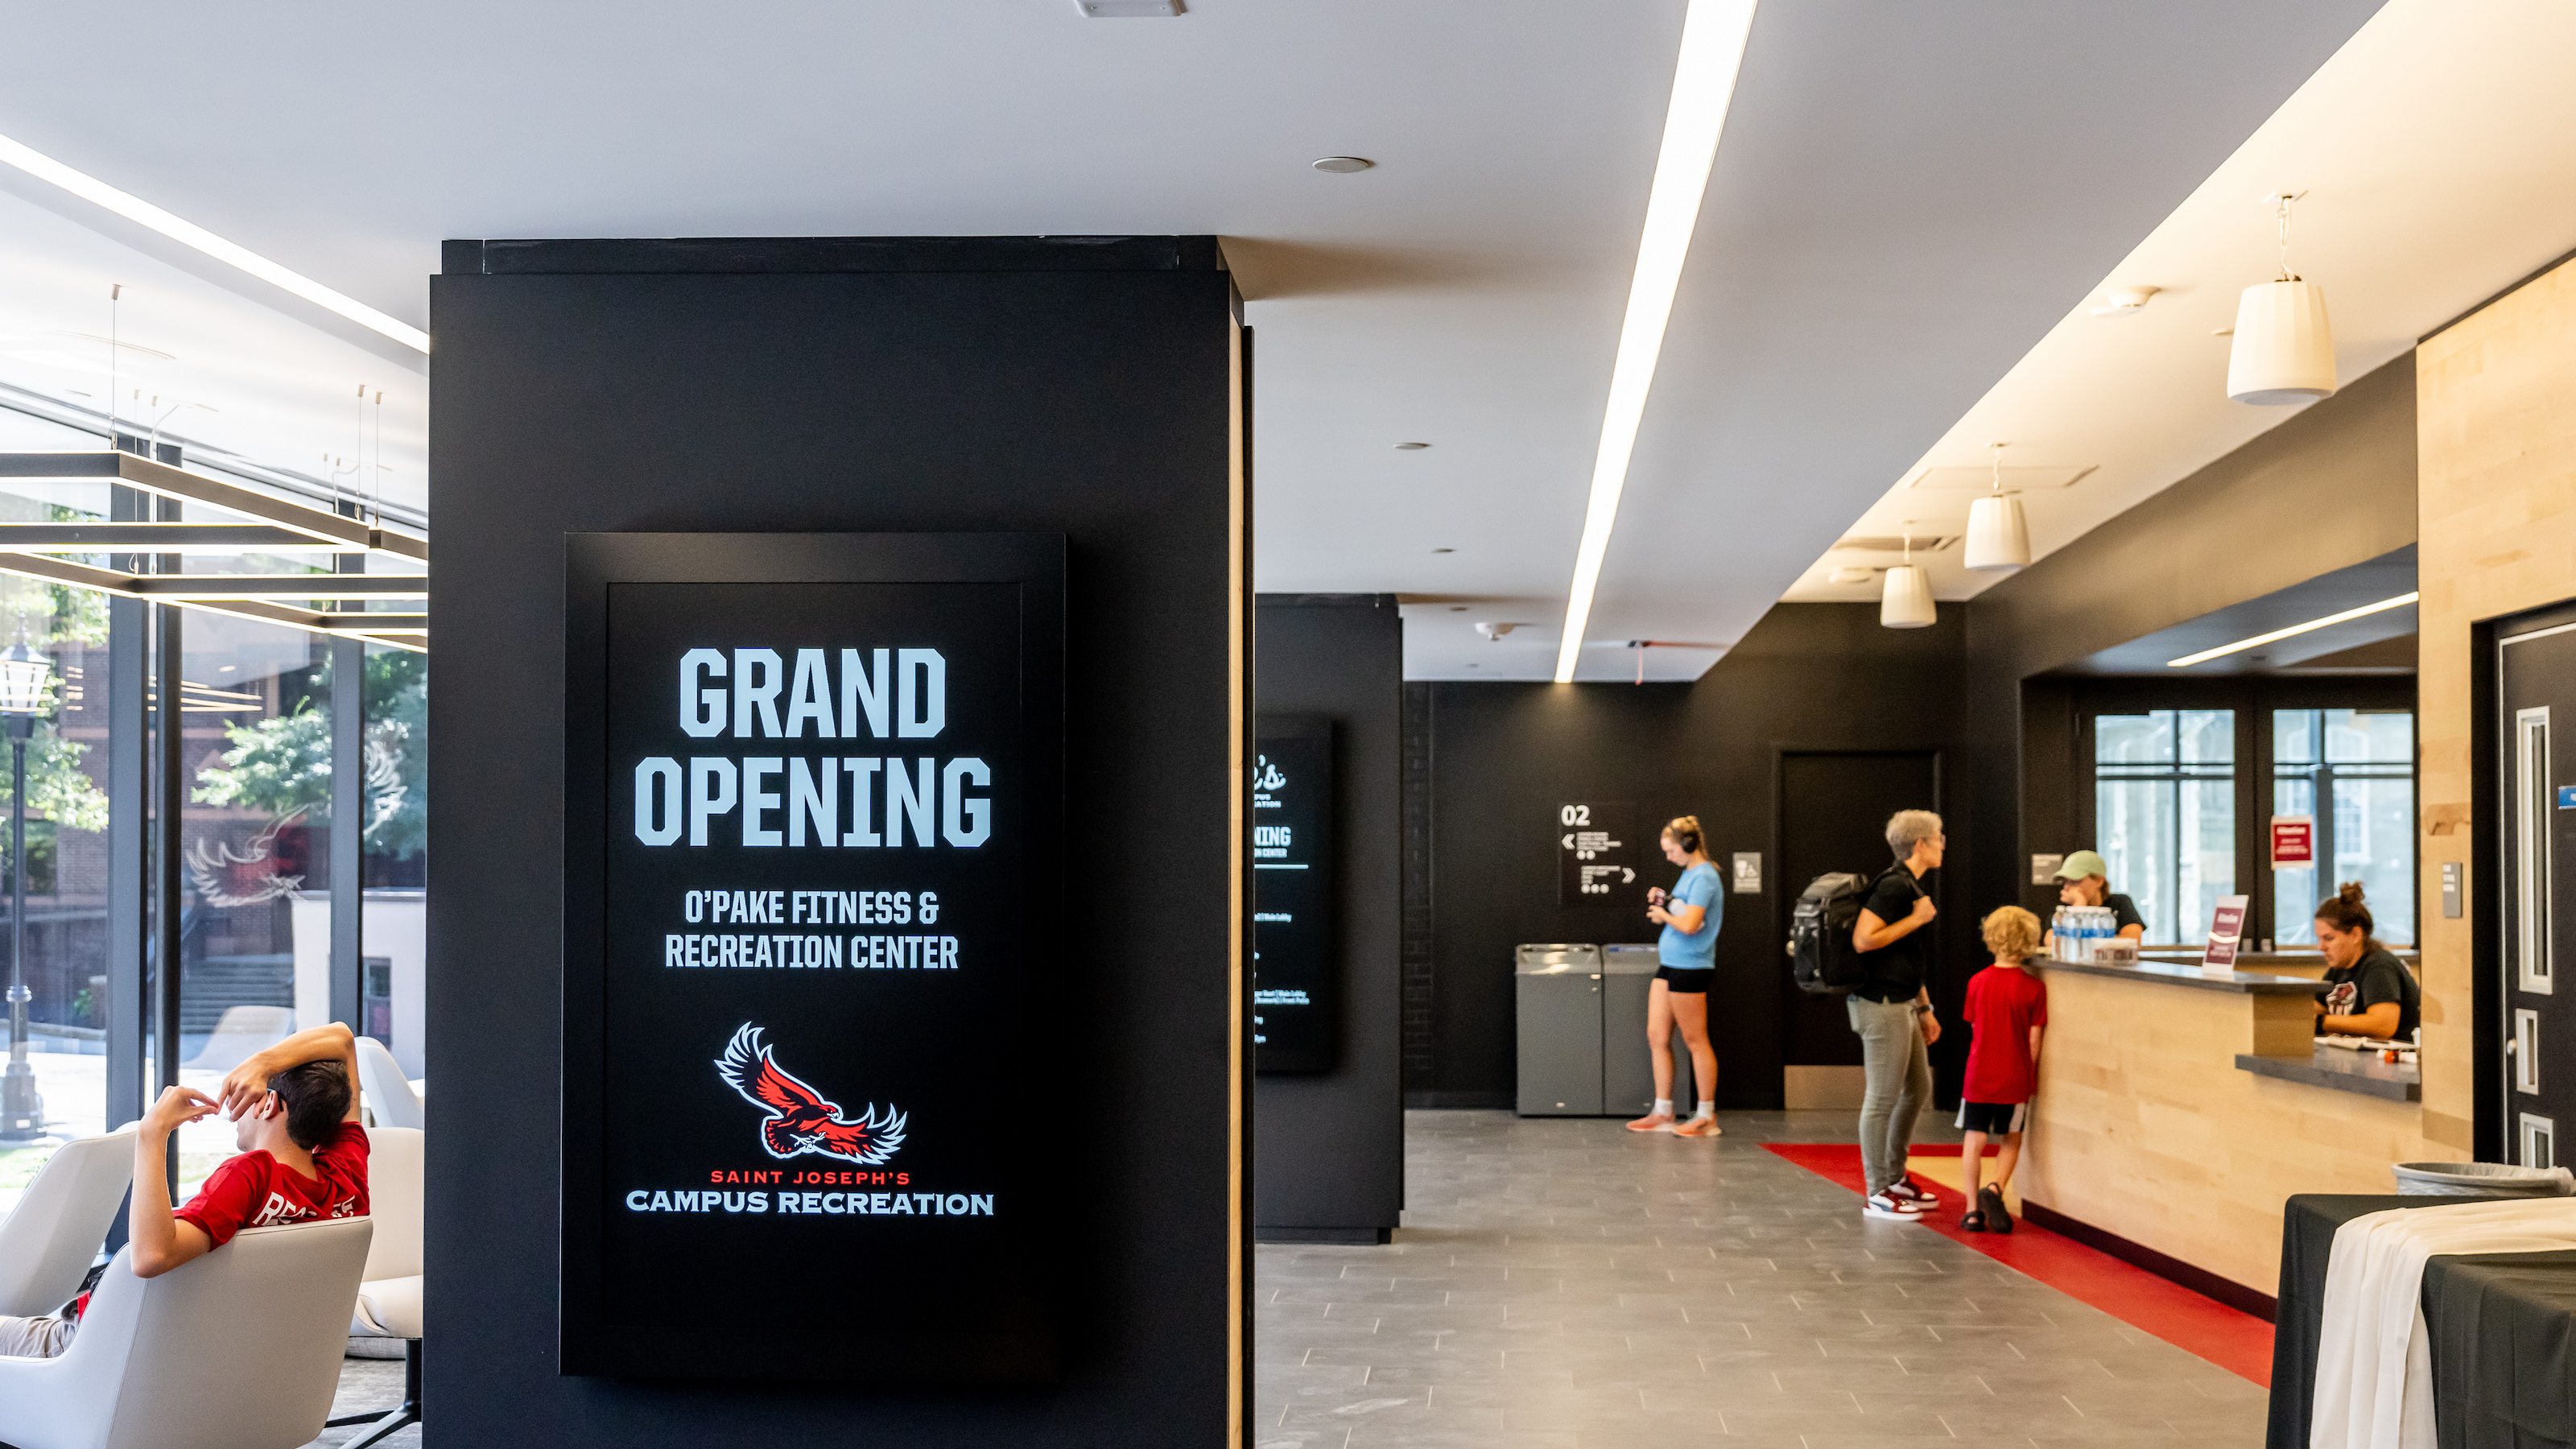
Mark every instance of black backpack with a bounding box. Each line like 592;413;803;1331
1787;871;1876;995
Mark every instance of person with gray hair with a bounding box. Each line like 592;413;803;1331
1847;808;1946;1221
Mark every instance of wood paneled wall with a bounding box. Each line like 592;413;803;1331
2418;257;2576;1152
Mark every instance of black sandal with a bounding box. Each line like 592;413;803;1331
1959;1210;1986;1232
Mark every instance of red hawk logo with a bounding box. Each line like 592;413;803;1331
714;1023;907;1166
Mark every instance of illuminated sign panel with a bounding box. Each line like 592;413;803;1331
562;534;1063;1383
1252;716;1335;1073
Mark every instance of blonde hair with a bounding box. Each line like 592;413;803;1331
1980;905;2041;963
1662;815;1705;855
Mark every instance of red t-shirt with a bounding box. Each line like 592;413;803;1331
175;1121;370;1247
1961;964;2048;1104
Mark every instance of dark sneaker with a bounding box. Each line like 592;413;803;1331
1863;1191;1925;1222
1979;1184;2013;1235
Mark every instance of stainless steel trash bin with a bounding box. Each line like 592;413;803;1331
1515;944;1604;1115
1601;944;1694;1116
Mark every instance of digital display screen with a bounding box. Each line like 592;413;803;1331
563;536;1062;1383
1253;717;1335;1073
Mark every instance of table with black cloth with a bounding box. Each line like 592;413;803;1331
2270;1195;2576;1449
2423;1249;2576;1449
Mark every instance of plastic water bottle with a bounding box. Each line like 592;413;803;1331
2053;907;2070;960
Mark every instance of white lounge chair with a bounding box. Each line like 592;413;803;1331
0;1128;138;1319
354;1034;423;1131
339;1125;423;1447
0;1216;373;1449
180;1005;297;1072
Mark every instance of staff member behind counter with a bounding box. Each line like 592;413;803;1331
2045;849;2144;956
2312;882;2420;1042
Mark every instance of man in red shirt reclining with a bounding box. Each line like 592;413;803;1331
0;1022;368;1356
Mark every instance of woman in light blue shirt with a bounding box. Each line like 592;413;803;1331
1628;815;1724;1137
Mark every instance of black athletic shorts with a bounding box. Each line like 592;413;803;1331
1954;1100;2028;1135
1654;966;1714;994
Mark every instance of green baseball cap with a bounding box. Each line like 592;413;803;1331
2054;849;2108;881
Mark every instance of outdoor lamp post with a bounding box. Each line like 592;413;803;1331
0;642;51;1141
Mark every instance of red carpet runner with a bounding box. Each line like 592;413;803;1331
1762;1143;2273;1385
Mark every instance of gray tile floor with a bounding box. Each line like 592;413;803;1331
1255;1110;2268;1449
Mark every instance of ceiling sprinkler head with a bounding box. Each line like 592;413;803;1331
1475;621;1517;641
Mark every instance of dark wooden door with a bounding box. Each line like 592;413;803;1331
2500;621;2576;1166
1778;751;1940;1069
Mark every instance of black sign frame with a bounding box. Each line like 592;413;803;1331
561;532;1065;1384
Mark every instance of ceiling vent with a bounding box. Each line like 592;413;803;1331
1905;464;2095;491
1834;535;1955;555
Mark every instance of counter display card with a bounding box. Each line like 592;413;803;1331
562;533;1063;1385
1556;802;1641;907
1253;716;1336;1074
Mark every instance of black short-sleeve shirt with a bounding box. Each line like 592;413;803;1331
1854;867;1934;1002
2103;892;2145;935
2319;947;2420;1041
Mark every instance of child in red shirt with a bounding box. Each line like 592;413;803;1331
1957;907;2046;1233
0;1022;365;1358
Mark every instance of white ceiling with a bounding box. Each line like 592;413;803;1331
1789;0;2576;611
0;0;2440;678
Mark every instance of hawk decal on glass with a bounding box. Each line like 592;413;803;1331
714;1023;908;1165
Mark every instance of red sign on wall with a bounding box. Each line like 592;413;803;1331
2271;815;2315;868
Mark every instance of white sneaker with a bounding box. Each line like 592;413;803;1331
1863;1191;1926;1221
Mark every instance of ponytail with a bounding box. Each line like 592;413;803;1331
1663;815;1704;857
2315;881;2384;956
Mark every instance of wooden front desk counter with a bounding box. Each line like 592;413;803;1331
2017;957;2429;1300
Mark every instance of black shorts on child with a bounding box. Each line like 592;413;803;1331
1955;1100;2027;1135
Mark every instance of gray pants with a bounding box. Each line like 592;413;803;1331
0;1313;76;1358
1847;994;1933;1197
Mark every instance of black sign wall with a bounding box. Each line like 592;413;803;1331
1253;716;1335;1073
1556;800;1642;906
563;533;1064;1384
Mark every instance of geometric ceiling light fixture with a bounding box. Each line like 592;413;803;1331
0;452;427;651
1550;0;1761;683
2227;191;2338;406
1879;530;1936;630
1962;441;2030;572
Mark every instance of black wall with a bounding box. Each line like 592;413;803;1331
1253;595;1403;1238
1413;604;1972;1108
427;237;1245;1447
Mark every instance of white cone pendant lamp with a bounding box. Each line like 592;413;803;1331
1880;533;1935;629
1963;442;2029;572
2227;193;2338;406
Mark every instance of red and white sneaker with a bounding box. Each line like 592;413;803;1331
1882;1177;1941;1208
1863;1191;1925;1222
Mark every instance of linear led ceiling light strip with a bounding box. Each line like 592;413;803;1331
0;132;430;354
1552;0;1760;683
2164;592;2417;668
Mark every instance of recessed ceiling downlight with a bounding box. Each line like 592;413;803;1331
1393;441;1429;450
1312;156;1374;174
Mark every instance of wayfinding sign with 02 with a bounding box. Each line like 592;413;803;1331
562;533;1063;1385
1556;801;1641;906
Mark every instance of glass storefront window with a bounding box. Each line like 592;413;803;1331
2273;708;2415;947
2095;709;2236;944
174;613;332;1196
0;491;114;1215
